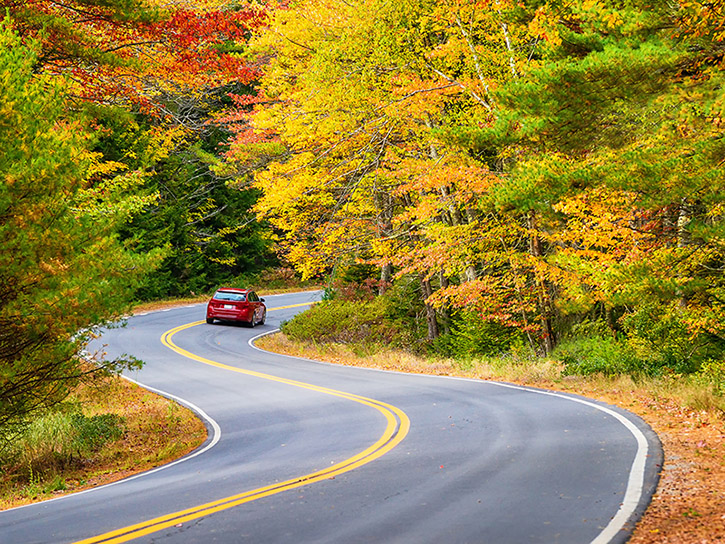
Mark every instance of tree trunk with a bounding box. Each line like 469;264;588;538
528;211;556;354
438;270;451;336
379;263;393;295
605;305;617;334
420;276;440;340
676;198;692;307
677;197;692;249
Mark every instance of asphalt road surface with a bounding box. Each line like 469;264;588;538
0;290;661;544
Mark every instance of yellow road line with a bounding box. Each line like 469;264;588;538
74;309;410;544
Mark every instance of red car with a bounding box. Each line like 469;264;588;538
206;288;266;327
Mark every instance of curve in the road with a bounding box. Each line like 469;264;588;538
476;381;649;544
74;312;410;544
247;328;656;544
0;294;661;544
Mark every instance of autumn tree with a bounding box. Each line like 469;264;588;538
2;0;265;115
222;0;724;362
225;0;540;342
0;23;163;434
3;0;278;300
487;0;725;367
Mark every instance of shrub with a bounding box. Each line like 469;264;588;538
697;359;725;394
557;335;641;376
433;311;525;358
555;310;725;379
2;410;125;481
621;304;725;375
281;298;403;347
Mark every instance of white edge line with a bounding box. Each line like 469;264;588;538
3;378;222;513
248;329;651;544
487;381;648;544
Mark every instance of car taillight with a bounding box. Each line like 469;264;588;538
212;301;248;308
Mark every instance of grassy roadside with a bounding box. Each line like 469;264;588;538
0;297;214;510
0;374;206;510
256;333;725;544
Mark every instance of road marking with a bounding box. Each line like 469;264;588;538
74;312;409;544
449;380;651;544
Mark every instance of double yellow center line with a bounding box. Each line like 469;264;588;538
74;304;410;544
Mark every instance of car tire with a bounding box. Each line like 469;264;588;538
248;315;256;328
259;311;266;326
206;318;214;324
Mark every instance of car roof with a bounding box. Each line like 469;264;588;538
215;287;250;294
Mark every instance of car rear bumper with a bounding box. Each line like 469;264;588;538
207;307;254;322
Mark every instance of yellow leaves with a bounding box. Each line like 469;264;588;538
186;199;217;225
392;154;500;229
146;125;190;162
605;10;623;29
74;170;158;221
369;236;403;263
38;259;69;276
678;0;725;41
0;100;17;119
87;157;128;178
208;256;236;266
254;153;334;221
241;0;547;282
388;76;458;120
553;187;649;259
528;5;562;46
708;203;725;221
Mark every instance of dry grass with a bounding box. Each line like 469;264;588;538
0;375;206;510
257;333;725;544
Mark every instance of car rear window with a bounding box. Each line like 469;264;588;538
214;291;246;302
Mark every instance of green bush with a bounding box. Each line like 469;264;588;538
285;275;430;350
556;335;641;376
379;276;431;346
433;311;525;358
281;298;403;347
556;310;725;379
621;304;708;375
2;410;125;481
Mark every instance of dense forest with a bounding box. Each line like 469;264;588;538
1;1;724;431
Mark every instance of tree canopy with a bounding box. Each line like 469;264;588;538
2;0;724;434
221;0;724;365
0;0;273;432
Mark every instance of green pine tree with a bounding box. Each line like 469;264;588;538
0;21;160;434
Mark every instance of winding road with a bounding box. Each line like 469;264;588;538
0;290;661;543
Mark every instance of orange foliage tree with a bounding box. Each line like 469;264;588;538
3;0;266;115
222;0;547;342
